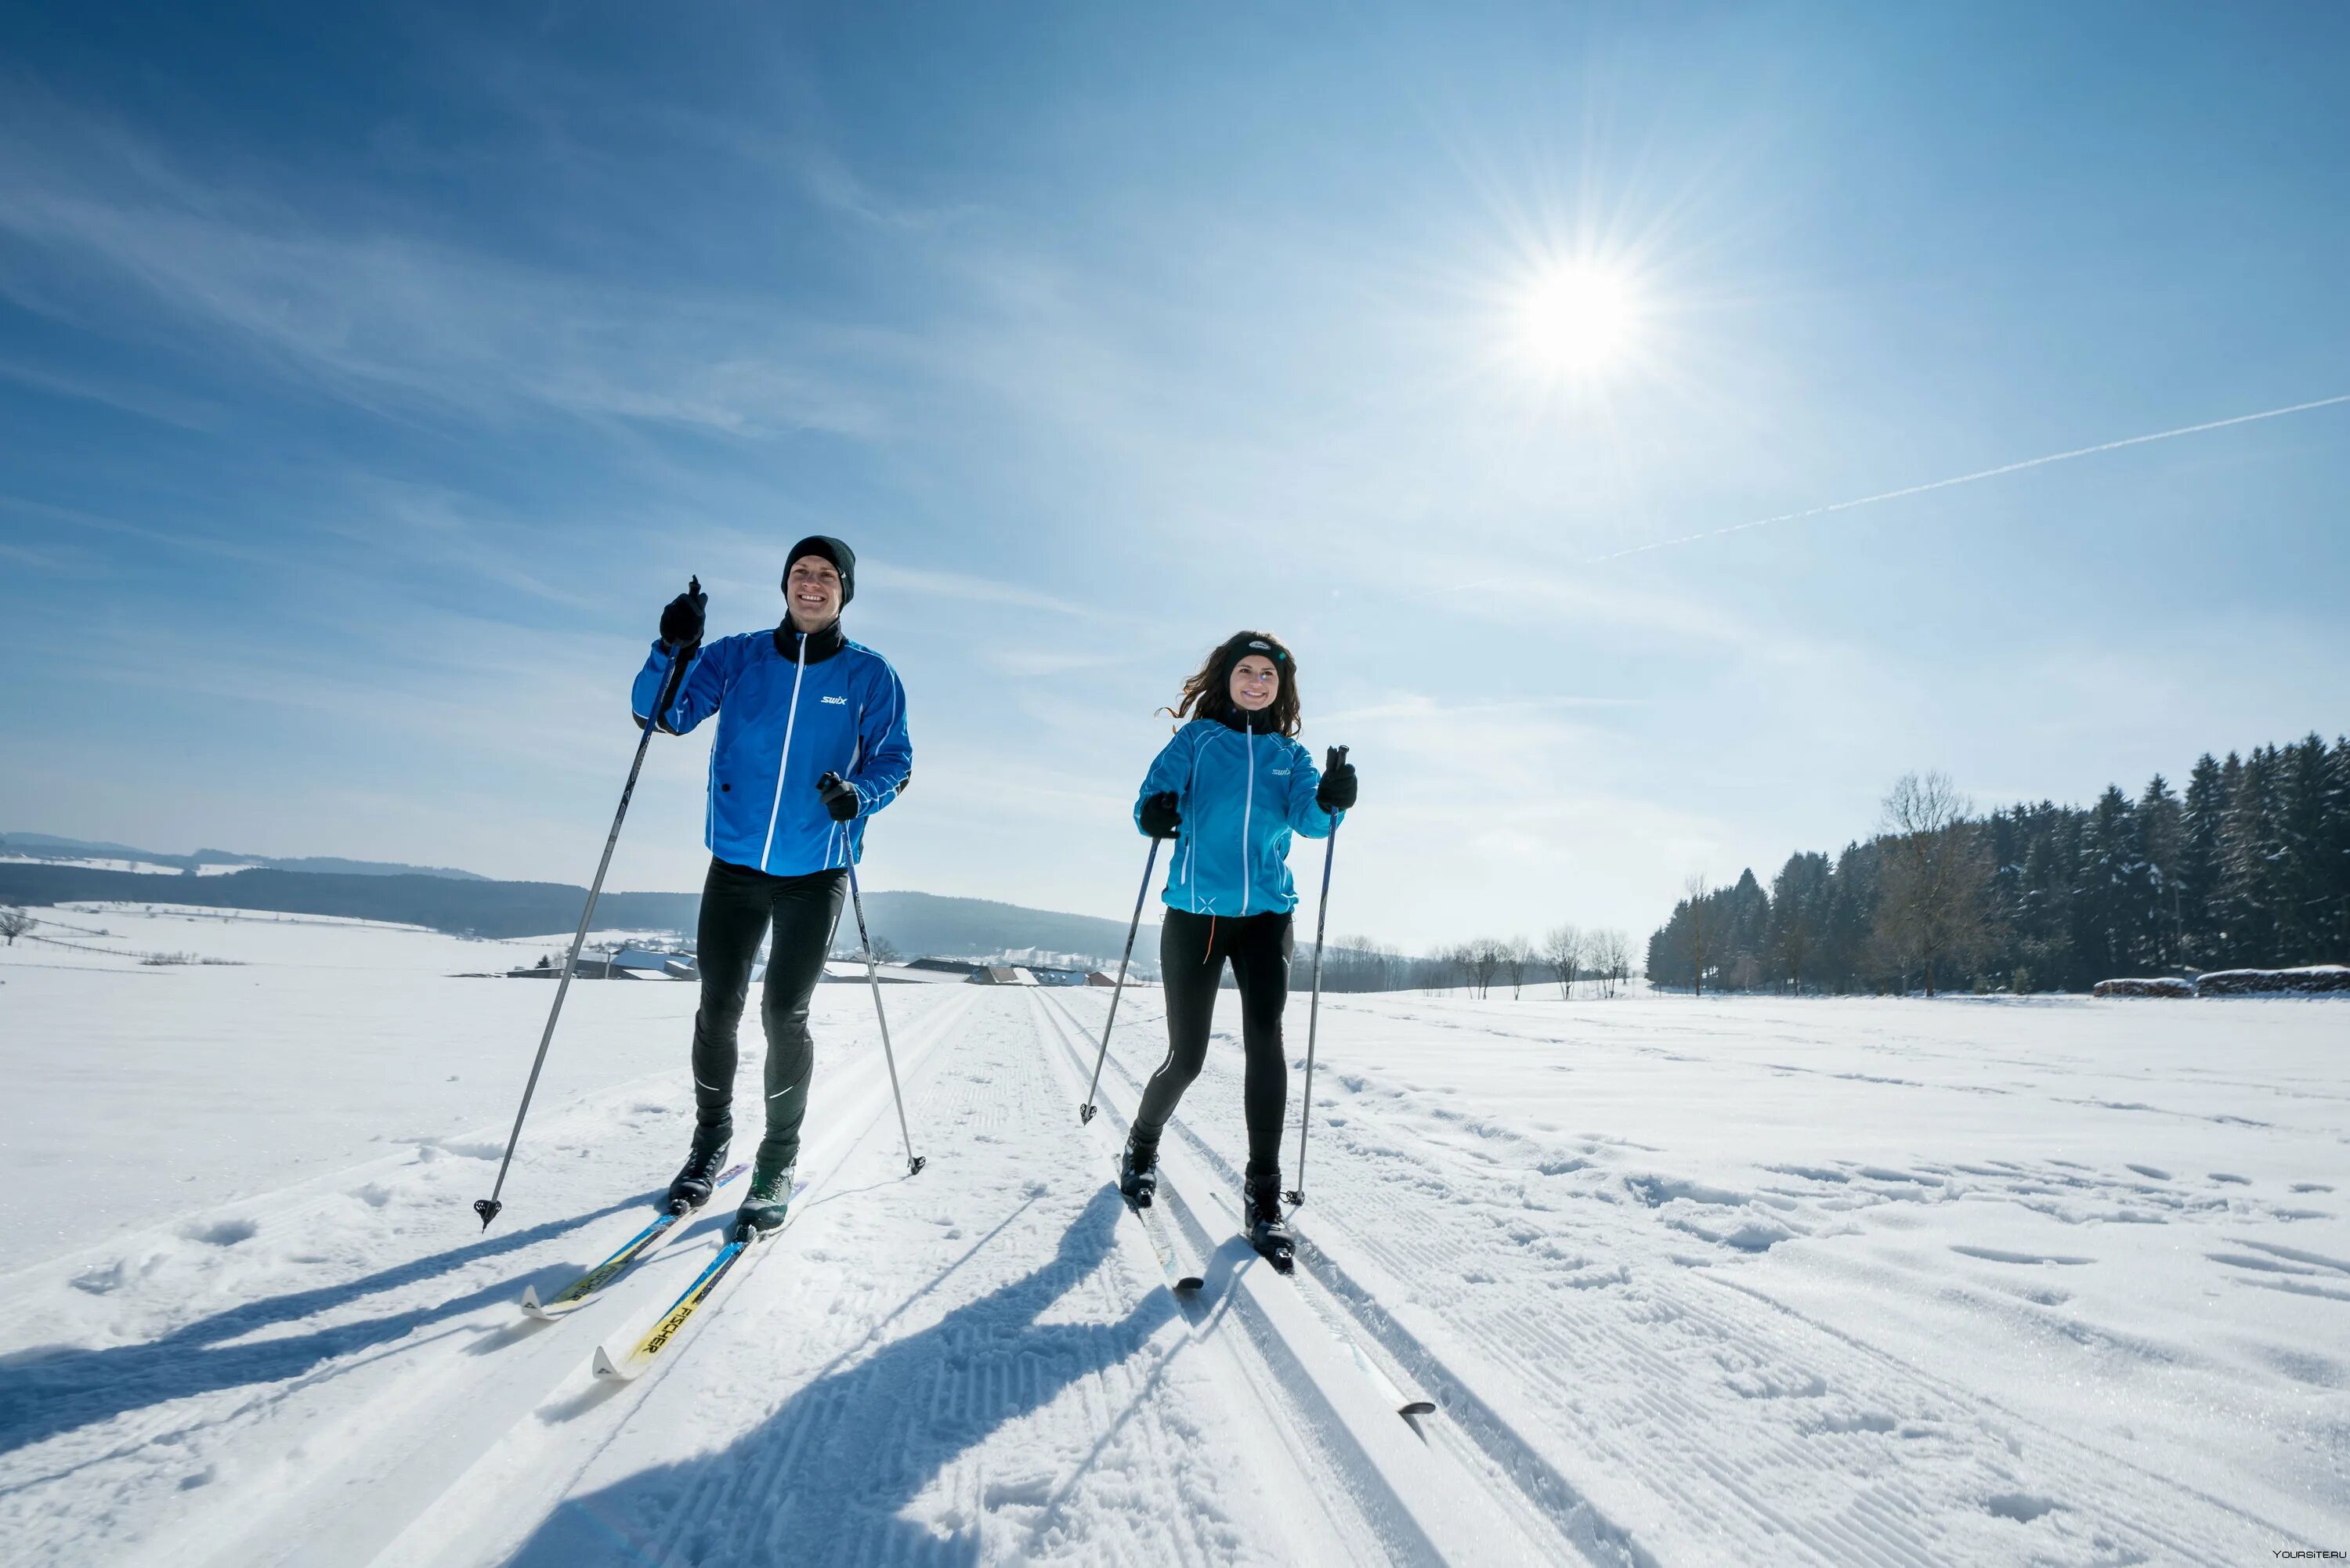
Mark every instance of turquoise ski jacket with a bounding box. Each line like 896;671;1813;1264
631;620;910;876
1133;717;1343;916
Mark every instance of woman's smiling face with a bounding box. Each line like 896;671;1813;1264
1229;653;1280;712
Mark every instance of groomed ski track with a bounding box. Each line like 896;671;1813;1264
0;983;2321;1564
1051;988;2305;1566
0;987;1567;1566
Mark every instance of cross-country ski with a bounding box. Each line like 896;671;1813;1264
1114;1150;1206;1296
589;1221;772;1382
519;1162;746;1319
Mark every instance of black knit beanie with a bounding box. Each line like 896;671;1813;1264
783;535;856;606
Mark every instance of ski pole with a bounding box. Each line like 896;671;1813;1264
843;847;926;1177
1286;745;1347;1207
474;586;700;1231
1079;836;1161;1125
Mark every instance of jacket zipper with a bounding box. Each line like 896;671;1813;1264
1238;724;1254;915
757;632;810;873
1183;728;1200;912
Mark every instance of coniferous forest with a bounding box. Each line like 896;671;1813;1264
1646;734;2350;995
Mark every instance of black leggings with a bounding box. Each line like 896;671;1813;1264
1132;908;1293;1173
691;856;847;1173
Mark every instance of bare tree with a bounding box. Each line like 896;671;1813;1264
1598;928;1631;996
1467;938;1504;999
1318;937;1407;993
0;909;32;946
1683;874;1711;996
1874;771;1995;996
869;934;903;966
1500;936;1532;999
1542;923;1584;999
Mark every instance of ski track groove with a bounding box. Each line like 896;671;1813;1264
1055;989;2287;1566
352;985;984;1568
1023;992;1428;1564
0;990;980;1568
497;988;1323;1568
486;986;996;1568
8;978;2325;1565
634;994;1014;1566
1028;992;1598;1567
1041;992;1643;1566
0;1064;734;1566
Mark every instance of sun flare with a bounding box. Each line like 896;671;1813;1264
1518;263;1641;379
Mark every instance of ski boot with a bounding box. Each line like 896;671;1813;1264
664;1119;732;1214
1244;1167;1294;1274
1118;1133;1159;1209
732;1157;797;1243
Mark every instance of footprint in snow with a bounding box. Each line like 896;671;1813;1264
71;1261;129;1295
1985;1493;2062;1523
1996;1280;2073;1306
1810;1410;1897;1436
1950;1245;2093;1266
183;1218;258;1247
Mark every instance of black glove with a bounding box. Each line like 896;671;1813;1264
1140;791;1182;839
815;771;861;823
1315;747;1356;813
658;576;707;651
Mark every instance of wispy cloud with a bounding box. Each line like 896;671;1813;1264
1453;568;1784;652
1321;694;1640;725
323;479;604;610
0;356;220;429
1585;392;2350;565
859;561;1112;620
0;490;279;568
978;647;1137;678
0;89;891;439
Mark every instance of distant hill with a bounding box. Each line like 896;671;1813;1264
0;862;1152;959
0;863;689;937
848;891;1155;965
1;833;488;881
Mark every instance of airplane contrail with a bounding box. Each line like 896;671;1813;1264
1582;392;2350;565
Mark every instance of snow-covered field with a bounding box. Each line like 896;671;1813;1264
2;907;2344;1564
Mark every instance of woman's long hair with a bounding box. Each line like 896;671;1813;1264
1164;630;1301;737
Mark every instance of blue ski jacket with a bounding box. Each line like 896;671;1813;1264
1133;717;1343;916
631;620;911;876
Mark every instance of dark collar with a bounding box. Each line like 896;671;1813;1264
774;617;846;664
1213;706;1276;735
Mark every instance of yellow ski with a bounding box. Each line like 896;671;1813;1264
520;1163;747;1320
591;1228;765;1380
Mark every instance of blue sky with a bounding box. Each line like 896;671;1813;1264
3;2;2345;951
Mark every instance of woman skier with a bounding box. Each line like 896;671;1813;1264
1119;630;1357;1266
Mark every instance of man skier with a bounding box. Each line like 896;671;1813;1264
630;537;912;1241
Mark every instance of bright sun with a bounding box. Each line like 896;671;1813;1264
1518;263;1640;379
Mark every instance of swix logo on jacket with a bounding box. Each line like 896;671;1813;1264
1134;716;1343;916
631;620;912;876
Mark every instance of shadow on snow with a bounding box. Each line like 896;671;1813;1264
0;1192;649;1465
505;1183;1177;1567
